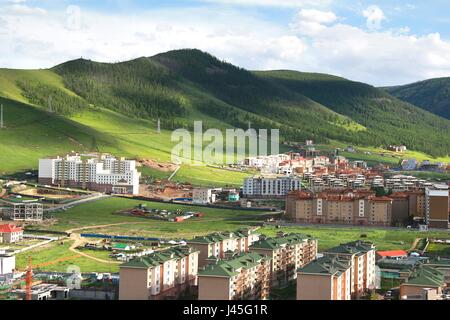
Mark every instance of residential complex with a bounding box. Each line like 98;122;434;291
243;176;302;198
119;246;199;300
197;252;271;300
187;229;260;267
286;190;393;227
192;188;221;205
297;256;352;300
323;241;376;298
38;154;140;195
249;233;318;287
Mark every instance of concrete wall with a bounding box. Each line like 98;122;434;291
297;273;333;300
198;276;230;300
119;267;150;300
70;289;116;300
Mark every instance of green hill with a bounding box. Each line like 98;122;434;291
383;77;450;120
0;48;449;182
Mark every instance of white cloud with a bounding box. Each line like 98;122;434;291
290;9;337;35
363;5;386;31
0;4;450;86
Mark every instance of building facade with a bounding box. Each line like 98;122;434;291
425;185;449;229
192;188;220;205
297;256;352;300
2;202;43;221
243;176;301;198
249;233;318;288
187;229;260;267
39;154;140;195
119;246;199;300
198;252;271;300
286;190;393;227
0;250;15;275
0;224;23;243
323;241;377;298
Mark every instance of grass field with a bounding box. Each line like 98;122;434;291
426;243;450;257
41;197;274;238
259;225;450;251
15;240;120;273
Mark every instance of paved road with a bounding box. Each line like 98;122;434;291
46;194;111;213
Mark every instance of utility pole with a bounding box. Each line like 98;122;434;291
157;118;161;134
0;104;3;129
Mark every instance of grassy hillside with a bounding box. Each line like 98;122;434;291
1;49;449;182
384;77;450;120
257;70;450;157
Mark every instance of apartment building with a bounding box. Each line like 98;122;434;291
243;176;302;198
192;188;221;205
119;246;199;300
323;241;376;298
400;266;446;300
286;190;393;227
0;224;23;243
187;229;260;267
39;154;140;195
198;252;271;300
297;256;352;300
2;201;43;221
249;233;317;287
425;185;449;229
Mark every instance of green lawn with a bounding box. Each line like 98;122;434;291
259;225;450;251
426;243;450;257
15;240;120;273
38;197;274;238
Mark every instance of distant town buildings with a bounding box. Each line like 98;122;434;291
197;252;271;300
0;224;23;244
38;154;140;195
243;176;302;198
286;189;393;227
249;233;317;287
388;145;407;153
187;229;259;267
119;246;199;300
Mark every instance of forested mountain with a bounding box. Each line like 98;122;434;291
384;77;450;120
1;48;450;160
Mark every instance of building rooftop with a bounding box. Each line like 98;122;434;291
377;250;408;258
188;229;257;244
298;256;351;276
120;246;199;269
198;252;268;278
325;241;375;256
0;224;23;233
250;233;315;250
403;266;445;287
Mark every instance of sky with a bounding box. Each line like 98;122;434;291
1;0;450;86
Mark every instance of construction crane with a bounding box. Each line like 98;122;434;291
25;256;33;301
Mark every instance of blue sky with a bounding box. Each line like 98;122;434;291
1;0;450;86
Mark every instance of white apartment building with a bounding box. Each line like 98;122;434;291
38;154;140;195
0;250;15;275
243;176;302;198
192;188;221;205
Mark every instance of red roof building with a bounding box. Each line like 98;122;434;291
376;250;408;260
0;223;24;244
